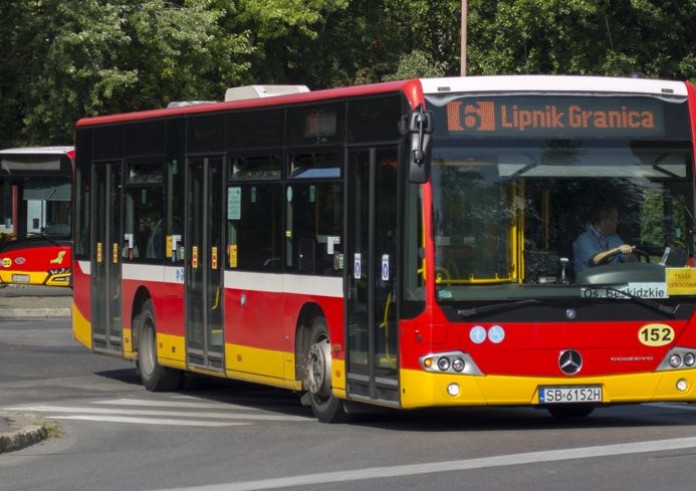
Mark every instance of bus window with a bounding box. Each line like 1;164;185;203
124;162;164;261
286;182;342;275
432;157;516;284
230;154;282;180
226;183;282;271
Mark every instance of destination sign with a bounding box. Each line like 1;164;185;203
440;96;669;138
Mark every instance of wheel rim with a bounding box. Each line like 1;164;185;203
306;336;331;401
140;321;156;378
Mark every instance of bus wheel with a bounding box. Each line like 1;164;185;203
303;316;348;423
547;404;595;419
137;299;181;392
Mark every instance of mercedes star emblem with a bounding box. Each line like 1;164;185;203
559;349;583;375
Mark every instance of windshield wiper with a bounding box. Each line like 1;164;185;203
587;285;678;317
457;299;542;318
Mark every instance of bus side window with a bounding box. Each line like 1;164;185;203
288;182;342;276
227;183;282;272
124;188;163;261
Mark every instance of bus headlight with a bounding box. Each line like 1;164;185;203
657;348;696;371
419;351;483;375
437;357;451;371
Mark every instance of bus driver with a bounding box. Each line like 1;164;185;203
573;205;637;274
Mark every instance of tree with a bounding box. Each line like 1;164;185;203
3;0;696;147
466;0;696;79
0;1;48;147
8;0;253;145
382;50;447;81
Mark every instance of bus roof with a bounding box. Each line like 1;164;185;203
0;146;74;157
75;75;689;129
76;80;424;127
419;75;688;96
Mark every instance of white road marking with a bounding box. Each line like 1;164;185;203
155;436;696;491
49;415;247;427
2;405;310;422
94;398;279;412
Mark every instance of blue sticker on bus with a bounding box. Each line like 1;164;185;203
488;325;505;344
470;325;487;344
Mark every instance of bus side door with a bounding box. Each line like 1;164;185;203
345;146;400;405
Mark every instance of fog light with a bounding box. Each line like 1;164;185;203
447;383;460;397
452;358;465;372
677;379;689;392
437;357;451;371
684;353;696;367
669;354;682;368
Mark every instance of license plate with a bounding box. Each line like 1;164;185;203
11;274;30;283
538;386;602;404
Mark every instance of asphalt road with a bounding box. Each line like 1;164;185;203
3;317;696;491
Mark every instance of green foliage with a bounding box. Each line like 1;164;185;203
3;0;696;147
467;0;696;78
382;50;447;81
4;0;252;145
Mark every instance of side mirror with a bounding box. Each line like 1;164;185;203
407;107;433;183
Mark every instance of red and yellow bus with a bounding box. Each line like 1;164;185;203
73;76;696;422
0;146;73;287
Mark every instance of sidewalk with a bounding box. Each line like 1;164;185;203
0;284;71;319
0;284;70;452
0;414;51;454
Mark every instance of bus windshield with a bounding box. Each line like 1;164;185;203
426;93;695;302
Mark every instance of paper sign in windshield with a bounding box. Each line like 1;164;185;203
666;268;696;296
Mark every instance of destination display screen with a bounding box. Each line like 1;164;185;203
429;94;690;139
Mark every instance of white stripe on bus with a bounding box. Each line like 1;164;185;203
79;261;343;297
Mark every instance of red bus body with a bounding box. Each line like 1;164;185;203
73;77;696;421
0;147;73;287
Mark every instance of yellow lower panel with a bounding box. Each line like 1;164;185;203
45;272;71;287
225;369;302;391
157;333;186;370
225;343;285;379
328;359;347;400
400;369;696;409
332;359;346;393
123;327;133;355
72;303;92;350
0;270;48;285
224;343;301;391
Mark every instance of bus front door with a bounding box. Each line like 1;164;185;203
185;157;224;371
345;146;400;406
91;162;123;353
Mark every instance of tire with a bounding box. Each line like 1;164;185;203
302;316;349;423
137;299;181;392
547;404;595;419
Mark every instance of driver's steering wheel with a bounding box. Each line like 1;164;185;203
633;249;650;263
595;247;650;266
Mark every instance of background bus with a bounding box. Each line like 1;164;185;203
73;76;696;422
0;146;73;287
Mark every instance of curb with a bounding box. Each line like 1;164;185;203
0;308;71;320
0;413;51;454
